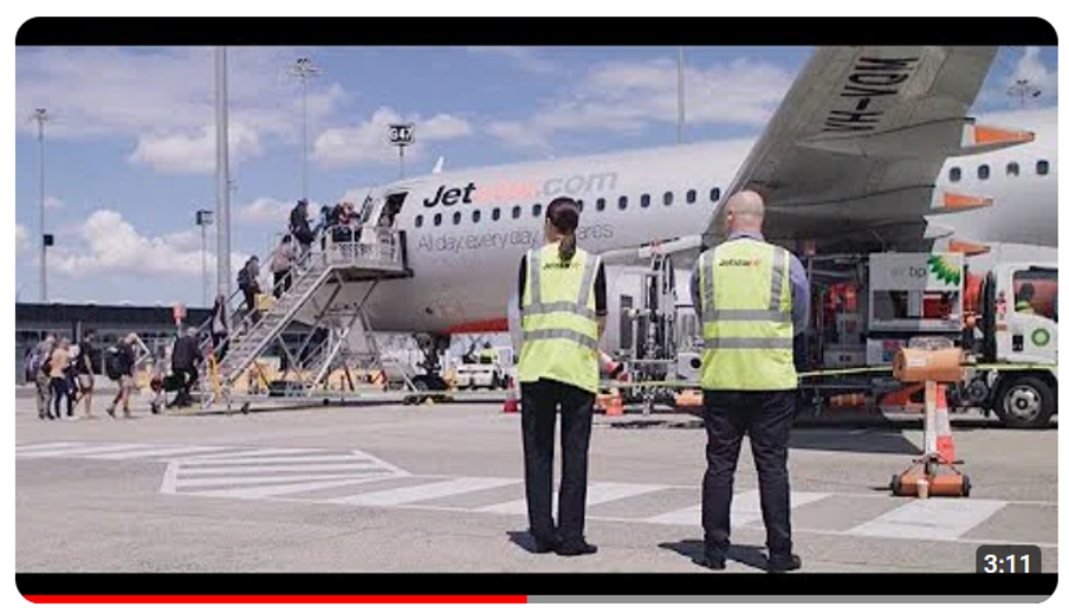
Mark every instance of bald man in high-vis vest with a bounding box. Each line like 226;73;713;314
690;190;809;573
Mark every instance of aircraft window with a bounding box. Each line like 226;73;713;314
640;194;651;208
1007;162;1020;177
596;198;606;212
415;215;423;228
949;167;961;182
710;187;721;202
576;200;584;212
512;205;521;219
433;213;442;227
618;196;628;211
1037;160;1050;176
978;164;990;180
453;211;462;225
664;191;674;206
472;209;481;224
686;189;697;204
492;207;501;221
533;203;543;218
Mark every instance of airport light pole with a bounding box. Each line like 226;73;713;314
32;108;51;302
287;57;320;201
1007;78;1041;109
215;47;232;301
196;209;214;307
389;123;414;180
677;46;686;144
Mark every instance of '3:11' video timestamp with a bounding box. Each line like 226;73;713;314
976;545;1042;573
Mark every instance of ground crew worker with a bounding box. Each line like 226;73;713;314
516;196;607;556
689;190;809;573
478;342;498;365
1016;282;1037;315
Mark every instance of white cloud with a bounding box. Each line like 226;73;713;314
466;46;556;74
129;123;263;174
17;47;348;173
313;107;472;168
237;196;294;225
488;56;793;151
1008;46;1057;100
44;196;64;210
49;209;245;279
16;224;29;252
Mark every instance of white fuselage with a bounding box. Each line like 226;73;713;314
330;107;1056;336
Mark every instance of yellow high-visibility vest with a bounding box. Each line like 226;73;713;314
518;243;600;393
698;238;797;391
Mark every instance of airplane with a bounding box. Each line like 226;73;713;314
273;46;1055;392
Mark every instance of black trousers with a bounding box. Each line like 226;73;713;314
174;366;198;404
702;389;795;558
211;333;229;361
273;271;292;298
50;377;71;417
242;287;260;324
520;378;595;543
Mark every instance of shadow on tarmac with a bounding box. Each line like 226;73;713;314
658;539;769;572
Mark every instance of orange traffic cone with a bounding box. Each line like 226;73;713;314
600;351;627;380
934;384;955;463
502;378;519;414
605;389;624;416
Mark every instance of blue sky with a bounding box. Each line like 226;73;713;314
14;45;1057;306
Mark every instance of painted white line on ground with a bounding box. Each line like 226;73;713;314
329;477;519;506
16;442;84;453
168;448;324;461
175;454;378;467
477;482;668;515
18;443;155;458
846;498;1008;541
178;464;393;476
86;446;231;460
184;476;400;500
175;473;411;489
646;489;831;527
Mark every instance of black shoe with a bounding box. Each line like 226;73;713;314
767;553;802;573
556;539;598;557
531;535;560;554
46;412;55;421
697;551;727;571
106;406;116;419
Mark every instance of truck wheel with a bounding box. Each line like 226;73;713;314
993;375;1055;429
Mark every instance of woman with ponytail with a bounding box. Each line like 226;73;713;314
514;196;607;557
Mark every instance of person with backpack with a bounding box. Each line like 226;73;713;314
106;333;139;419
237;256;261;325
31;334;56;420
171;327;203;408
270;235;297;298
289;199;315;262
209;293;229;362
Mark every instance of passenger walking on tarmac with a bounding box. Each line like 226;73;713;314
49;338;74;420
237;256;262;325
107;333;139;419
289;198;315;262
690;190;809;573
209;293;230;362
171;327;203;408
31;334;56;420
271;234;297;298
75;330;97;418
516;196;607;556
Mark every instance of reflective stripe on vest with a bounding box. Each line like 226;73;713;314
518;244;600;394
699;239;798;391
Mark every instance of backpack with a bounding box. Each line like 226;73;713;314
37;352;52;376
237;266;251;290
104;345;124;381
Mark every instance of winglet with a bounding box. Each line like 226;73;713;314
961;121;1036;154
432;156;445;174
931;191;993;215
949;239;991;256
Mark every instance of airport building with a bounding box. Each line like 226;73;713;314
14;302;212;383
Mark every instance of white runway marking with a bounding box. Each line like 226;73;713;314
177;454;379;466
85;446;230;460
845;498;1008;541
646;489;830;527
18;443;155;458
329;477;519;506
477;482;667;515
184;476;401;500
178;463;392;476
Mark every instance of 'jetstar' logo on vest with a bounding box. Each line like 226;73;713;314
718;258;762;267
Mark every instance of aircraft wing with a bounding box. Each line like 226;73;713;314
706;46;1026;253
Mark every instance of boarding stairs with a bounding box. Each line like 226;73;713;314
197;228;411;409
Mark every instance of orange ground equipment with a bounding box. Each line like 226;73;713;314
889;344;970;498
502;378;519;414
597;389;624;416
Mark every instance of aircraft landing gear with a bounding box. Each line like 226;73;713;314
407;333;451;404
